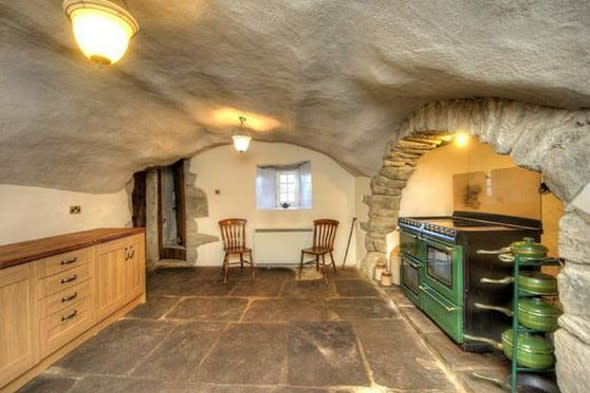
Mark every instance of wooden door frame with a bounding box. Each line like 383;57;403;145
157;160;187;261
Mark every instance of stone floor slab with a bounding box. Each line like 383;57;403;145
167;297;248;321
56;319;174;375
132;322;225;380
328;298;397;320
16;375;77;393
353;319;454;390
231;279;285;297
281;280;337;298
194;323;288;385
383;286;416;307
401;307;441;335
127;296;181;319
287;321;370;387
68;375;189;393
334;280;379;297
243;299;334;322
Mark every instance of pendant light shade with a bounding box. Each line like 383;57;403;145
63;0;140;65
233;116;252;152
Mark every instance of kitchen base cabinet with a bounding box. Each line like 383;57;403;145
0;228;145;393
96;234;145;321
0;265;38;389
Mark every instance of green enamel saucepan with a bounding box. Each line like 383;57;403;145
464;330;555;369
477;237;548;262
480;271;558;295
474;298;561;332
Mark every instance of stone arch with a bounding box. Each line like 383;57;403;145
359;97;590;393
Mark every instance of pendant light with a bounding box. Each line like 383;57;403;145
232;116;252;153
63;0;140;65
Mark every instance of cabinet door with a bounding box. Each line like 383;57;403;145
0;265;37;387
95;244;127;321
125;236;145;302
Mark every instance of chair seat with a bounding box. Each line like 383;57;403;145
225;246;252;254
302;247;332;255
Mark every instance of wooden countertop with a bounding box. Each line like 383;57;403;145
0;228;145;270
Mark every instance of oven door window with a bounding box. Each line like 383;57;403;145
427;246;452;287
402;258;420;295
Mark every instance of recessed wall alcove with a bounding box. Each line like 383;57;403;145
359;97;590;393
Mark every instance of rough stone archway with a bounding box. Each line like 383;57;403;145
359;98;590;393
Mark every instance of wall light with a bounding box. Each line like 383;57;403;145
455;133;470;147
232;116;252;153
63;0;140;65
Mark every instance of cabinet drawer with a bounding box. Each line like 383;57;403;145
37;247;91;279
39;279;91;319
38;264;90;298
39;296;92;357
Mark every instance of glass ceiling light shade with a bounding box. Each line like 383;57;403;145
233;116;252;153
63;0;140;65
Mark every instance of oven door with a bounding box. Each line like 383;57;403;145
400;230;424;261
422;237;463;305
400;253;422;307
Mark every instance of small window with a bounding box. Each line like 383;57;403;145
256;161;312;209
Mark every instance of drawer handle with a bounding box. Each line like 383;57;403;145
61;309;78;322
419;285;456;312
129;248;135;260
61;274;78;284
60;257;77;265
61;292;78;303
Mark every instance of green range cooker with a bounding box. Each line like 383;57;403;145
398;212;543;352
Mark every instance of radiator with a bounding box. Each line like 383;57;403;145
253;228;313;265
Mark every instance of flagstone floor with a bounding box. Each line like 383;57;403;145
17;266;505;393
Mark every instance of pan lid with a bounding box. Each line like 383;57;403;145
518;298;562;317
502;329;554;354
510;237;548;256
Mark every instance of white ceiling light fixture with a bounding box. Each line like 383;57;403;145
63;0;140;65
232;116;252;153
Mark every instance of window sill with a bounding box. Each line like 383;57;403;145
257;207;313;211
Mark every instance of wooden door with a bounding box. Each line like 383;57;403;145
0;265;37;387
158;160;186;260
95;242;127;321
125;236;145;303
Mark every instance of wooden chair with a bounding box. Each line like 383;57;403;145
299;219;339;284
218;218;255;284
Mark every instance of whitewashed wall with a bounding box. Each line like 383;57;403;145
189;142;360;267
0;184;131;245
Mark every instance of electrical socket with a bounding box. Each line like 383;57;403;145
69;205;81;214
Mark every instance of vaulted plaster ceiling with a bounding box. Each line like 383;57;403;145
1;0;589;192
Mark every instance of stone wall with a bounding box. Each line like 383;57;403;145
183;160;218;264
359;98;590;393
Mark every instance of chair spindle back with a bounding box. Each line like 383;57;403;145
312;219;339;250
218;218;247;250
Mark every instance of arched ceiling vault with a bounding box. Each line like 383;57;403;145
1;1;590;192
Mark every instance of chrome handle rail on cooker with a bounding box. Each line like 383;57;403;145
419;285;456;312
480;276;514;285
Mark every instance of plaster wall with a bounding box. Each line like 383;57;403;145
0;184;131;245
189;142;359;266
